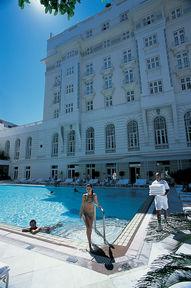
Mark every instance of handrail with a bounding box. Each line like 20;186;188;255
94;204;107;244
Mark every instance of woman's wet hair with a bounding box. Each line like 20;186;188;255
30;219;36;225
86;183;93;195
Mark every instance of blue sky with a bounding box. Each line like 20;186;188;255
0;0;106;125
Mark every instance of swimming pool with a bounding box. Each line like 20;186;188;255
0;185;147;244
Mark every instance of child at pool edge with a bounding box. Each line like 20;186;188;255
22;219;62;234
80;183;103;252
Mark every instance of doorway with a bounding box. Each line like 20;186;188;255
129;163;140;184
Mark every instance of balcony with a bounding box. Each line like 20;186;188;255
122;80;137;92
173;65;190;78
120;58;136;71
83;91;95;100
101;65;114;75
101;86;115;96
82;71;95;81
170;37;189;52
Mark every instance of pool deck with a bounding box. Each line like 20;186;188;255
0;185;189;288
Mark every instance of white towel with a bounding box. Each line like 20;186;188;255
149;184;166;196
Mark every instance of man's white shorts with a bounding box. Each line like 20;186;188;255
154;195;168;210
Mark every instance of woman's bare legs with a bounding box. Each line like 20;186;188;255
84;215;94;251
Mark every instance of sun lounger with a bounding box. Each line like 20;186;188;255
179;192;191;220
64;178;74;184
14;178;26;183
134;178;147;187
0;261;10;288
88;179;98;185
116;179;129;186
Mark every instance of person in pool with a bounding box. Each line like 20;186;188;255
80;184;102;252
22;219;62;234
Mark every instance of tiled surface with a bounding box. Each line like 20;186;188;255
114;197;153;247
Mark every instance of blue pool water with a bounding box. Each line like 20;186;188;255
0;185;147;243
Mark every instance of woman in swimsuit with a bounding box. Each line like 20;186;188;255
80;184;101;252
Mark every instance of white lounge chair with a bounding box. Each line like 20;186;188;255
14;178;26;184
64;178;74;184
0;261;10;288
88;179;98;185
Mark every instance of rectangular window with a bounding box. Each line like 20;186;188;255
146;56;160;70
66;67;74;76
176;51;189;69
174;28;185;46
105;95;113;107
53;91;61;104
171;8;182;19
86;29;93;38
85;81;93;95
66;84;74;94
54;109;59;118
54;75;61;87
65;103;74;114
124;69;134;83
14;167;18;180
123;50;132;63
149;80;163;94
143;14;154;26
181;77;191;91
103;40;111;48
127;91;135;102
120;11;128;22
144;34;157;47
86;63;93;75
51;165;58;180
85;47;93;55
67;165;75;178
122;31;130;40
104;75;112;89
25;166;30;180
102;22;110;31
86;100;93;111
104;56;111;69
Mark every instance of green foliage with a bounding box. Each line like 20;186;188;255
18;0;81;18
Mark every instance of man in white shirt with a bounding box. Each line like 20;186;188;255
152;172;170;232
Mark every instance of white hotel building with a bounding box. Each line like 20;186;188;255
0;0;191;183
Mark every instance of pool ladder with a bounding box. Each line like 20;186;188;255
94;205;109;245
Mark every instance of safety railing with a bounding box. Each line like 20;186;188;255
94;204;108;245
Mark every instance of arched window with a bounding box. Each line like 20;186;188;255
184;111;191;146
14;139;20;159
105;124;116;152
51;133;59;157
4;140;10;158
86;127;95;154
25;137;32;159
127;121;139;150
67;130;75;156
154;116;168;149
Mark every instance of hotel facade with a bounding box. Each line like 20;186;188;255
0;0;191;183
